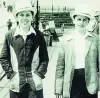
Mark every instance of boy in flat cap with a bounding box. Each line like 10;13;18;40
55;5;99;98
0;0;49;98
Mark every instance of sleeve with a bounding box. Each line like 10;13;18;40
34;33;49;79
98;36;100;91
0;35;14;79
86;19;98;33
55;41;65;95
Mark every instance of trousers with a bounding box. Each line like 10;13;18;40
70;68;97;98
10;83;43;98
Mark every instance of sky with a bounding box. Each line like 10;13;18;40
0;0;100;11
39;0;100;10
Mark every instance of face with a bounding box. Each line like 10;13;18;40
16;11;33;28
50;28;55;33
95;16;99;21
73;15;90;30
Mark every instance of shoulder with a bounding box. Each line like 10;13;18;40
5;28;16;40
59;33;73;46
34;28;45;44
90;33;100;45
92;33;100;40
34;28;44;37
63;32;74;41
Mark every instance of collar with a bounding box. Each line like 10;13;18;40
66;30;93;41
84;31;93;38
14;26;36;37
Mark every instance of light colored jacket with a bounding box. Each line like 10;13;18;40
55;31;100;98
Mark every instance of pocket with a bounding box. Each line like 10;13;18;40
9;71;17;80
9;72;19;92
32;72;43;90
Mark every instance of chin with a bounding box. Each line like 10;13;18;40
22;24;31;27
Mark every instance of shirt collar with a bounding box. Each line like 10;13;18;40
84;31;93;38
14;26;36;37
67;30;93;41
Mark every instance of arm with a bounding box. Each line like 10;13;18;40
98;36;100;91
96;34;100;94
55;42;65;96
34;33;49;79
0;34;15;79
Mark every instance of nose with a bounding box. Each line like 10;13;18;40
80;19;84;23
23;16;27;20
79;20;84;26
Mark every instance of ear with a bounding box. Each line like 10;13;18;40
14;15;18;21
32;15;34;19
31;16;34;21
72;19;76;24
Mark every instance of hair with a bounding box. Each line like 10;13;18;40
16;11;34;17
30;11;34;16
73;15;77;19
73;15;90;21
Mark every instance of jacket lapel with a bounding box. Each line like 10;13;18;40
66;32;75;57
67;40;75;57
84;37;93;58
66;32;93;59
66;33;75;67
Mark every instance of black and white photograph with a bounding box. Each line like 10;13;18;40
0;0;100;98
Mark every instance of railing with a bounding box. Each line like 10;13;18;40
0;22;17;80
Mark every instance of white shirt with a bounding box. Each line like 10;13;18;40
14;26;36;41
74;31;92;69
74;31;85;69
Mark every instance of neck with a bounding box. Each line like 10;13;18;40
75;28;86;36
19;26;30;34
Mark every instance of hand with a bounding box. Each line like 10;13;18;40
10;71;16;79
7;71;16;79
56;94;62;98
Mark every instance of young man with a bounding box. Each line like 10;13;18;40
55;6;99;98
86;11;100;35
93;11;100;35
0;0;49;98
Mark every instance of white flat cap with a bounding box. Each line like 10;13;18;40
13;0;35;17
70;5;93;19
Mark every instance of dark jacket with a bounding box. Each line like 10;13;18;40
0;27;49;92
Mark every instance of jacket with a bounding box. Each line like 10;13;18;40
0;27;49;92
55;31;100;98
